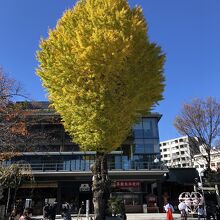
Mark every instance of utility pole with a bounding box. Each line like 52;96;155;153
196;168;207;216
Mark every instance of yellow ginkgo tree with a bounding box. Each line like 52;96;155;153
36;0;165;219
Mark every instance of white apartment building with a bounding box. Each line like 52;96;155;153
193;150;220;171
160;136;220;170
160;136;192;168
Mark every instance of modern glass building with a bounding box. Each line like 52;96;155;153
1;102;167;214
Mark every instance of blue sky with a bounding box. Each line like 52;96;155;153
0;0;219;141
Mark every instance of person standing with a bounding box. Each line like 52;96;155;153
178;201;187;220
216;205;220;220
50;201;58;220
61;202;71;220
43;202;50;220
18;208;33;220
206;203;216;220
197;205;205;220
164;200;174;220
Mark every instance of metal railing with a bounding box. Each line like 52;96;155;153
1;161;165;172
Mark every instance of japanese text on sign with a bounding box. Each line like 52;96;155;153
116;181;140;187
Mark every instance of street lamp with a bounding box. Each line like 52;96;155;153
196;167;206;216
154;157;159;163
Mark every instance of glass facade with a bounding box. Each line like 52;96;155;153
5;114;162;172
128;116;161;169
133;117;159;153
1;102;161;171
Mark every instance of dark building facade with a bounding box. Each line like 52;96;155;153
1;102;167;214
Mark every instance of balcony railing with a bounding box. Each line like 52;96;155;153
1;161;165;172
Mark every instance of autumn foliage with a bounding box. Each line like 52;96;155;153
37;0;165;153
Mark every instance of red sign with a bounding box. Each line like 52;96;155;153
116;181;140;188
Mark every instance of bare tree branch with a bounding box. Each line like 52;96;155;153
0;68;59;160
174;97;220;169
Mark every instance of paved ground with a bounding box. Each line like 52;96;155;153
33;213;199;220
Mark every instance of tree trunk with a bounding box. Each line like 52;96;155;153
205;147;211;171
91;152;111;220
208;151;211;171
11;186;18;210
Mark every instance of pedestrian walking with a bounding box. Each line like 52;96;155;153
164;199;174;220
178;201;187;220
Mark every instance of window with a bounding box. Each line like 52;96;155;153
114;156;122;169
133;122;143;138
211;163;215;167
172;153;177;159
133;142;144;153
133;139;156;154
142;118;159;138
145;144;154;153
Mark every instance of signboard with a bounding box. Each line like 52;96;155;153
116;181;140;188
79;184;90;192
